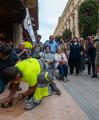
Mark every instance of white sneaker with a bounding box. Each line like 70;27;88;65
63;77;69;82
63;77;67;82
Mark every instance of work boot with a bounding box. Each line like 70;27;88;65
24;98;41;110
50;82;61;95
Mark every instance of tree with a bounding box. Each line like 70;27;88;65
78;0;99;39
55;35;62;43
55;36;62;41
62;29;72;42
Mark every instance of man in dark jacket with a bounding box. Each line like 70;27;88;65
69;37;82;75
0;44;19;93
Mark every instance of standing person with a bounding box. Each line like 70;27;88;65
1;58;61;110
95;38;99;76
69;37;82;75
45;35;58;54
79;38;85;72
44;35;58;80
54;47;68;82
32;35;43;59
86;36;97;77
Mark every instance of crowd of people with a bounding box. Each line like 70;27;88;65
0;33;99;110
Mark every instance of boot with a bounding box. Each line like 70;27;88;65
50;82;61;95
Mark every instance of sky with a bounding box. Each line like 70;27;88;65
38;0;68;43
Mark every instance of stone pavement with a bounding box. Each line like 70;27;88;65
61;71;99;120
0;81;89;120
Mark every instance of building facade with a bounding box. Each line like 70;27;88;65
0;0;39;46
54;0;84;39
0;0;26;45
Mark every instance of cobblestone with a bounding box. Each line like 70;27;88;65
61;70;99;120
0;80;89;120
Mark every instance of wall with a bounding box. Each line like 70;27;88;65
54;0;84;39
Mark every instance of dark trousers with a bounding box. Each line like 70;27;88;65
79;54;85;72
88;56;96;75
69;57;80;74
57;64;68;77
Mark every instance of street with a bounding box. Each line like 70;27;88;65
61;70;99;120
0;0;99;120
0;73;90;120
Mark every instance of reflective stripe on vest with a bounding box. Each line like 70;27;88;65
45;72;49;81
33;87;49;103
33;72;50;103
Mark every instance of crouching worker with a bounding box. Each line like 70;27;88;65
1;58;61;110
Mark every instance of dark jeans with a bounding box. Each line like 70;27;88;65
57;64;68;77
79;54;85;72
69;57;80;74
0;78;4;94
88;55;96;75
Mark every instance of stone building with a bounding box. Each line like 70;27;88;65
54;0;84;39
0;0;39;46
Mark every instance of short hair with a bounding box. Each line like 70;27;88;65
0;44;12;56
44;45;51;50
19;42;25;46
49;35;54;39
2;67;23;82
73;36;79;42
37;35;41;38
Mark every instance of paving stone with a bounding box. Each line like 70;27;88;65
0;79;89;120
61;70;99;120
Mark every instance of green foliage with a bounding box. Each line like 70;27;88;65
62;29;72;42
55;36;62;43
78;0;99;38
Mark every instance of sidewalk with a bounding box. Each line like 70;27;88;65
0;81;89;120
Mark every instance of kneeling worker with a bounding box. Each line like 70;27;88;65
1;58;61;110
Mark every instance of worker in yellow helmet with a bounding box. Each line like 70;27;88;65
24;40;33;49
1;58;61;110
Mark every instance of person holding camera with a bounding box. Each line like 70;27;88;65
86;36;97;77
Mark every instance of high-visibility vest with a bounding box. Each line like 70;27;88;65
15;58;41;87
15;58;50;103
33;86;49;103
33;72;50;103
